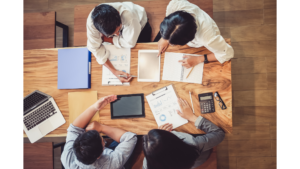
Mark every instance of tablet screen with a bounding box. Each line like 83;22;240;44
138;50;160;82
110;94;145;119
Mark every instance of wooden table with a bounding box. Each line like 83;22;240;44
24;142;53;169
24;41;232;137
74;0;213;46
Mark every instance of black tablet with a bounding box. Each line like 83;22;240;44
110;94;145;119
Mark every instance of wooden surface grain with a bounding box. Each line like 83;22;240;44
24;11;56;50
24;40;232;137
24;142;53;169
73;0;213;46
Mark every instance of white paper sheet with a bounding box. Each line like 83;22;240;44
162;52;204;84
102;45;131;86
146;84;188;129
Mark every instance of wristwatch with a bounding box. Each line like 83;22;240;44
204;54;209;64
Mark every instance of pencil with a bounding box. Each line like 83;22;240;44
186;66;195;79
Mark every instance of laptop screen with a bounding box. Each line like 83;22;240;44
24;92;48;115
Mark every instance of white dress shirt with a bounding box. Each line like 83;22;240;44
166;0;234;63
87;2;147;64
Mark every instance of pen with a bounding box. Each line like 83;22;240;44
118;75;137;78
189;91;195;114
186;66;195;79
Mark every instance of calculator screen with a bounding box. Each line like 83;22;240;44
200;96;212;100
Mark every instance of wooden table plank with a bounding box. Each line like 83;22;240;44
24;11;56;50
24;40;232;137
73;0;213;46
24;142;53;169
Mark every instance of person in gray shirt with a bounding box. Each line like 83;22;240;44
142;98;225;169
61;95;137;169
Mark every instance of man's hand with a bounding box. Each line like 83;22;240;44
178;55;203;69
102;35;114;44
93;95;117;111
176;98;198;123
158;123;173;132
157;38;169;57
113;70;132;83
86;121;103;133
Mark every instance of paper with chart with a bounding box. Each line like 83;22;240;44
102;45;131;85
162;52;204;84
146;84;188;129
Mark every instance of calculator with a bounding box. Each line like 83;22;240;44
198;93;215;114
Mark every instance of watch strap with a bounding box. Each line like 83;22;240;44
204;54;209;64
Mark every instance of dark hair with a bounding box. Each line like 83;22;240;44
160;11;197;45
91;4;121;37
73;130;104;165
143;129;199;169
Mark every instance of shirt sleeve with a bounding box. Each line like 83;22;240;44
204;33;234;64
86;15;110;65
166;0;190;16
113;18;141;49
193;116;225;152
60;124;85;169
142;157;148;169
108;132;138;169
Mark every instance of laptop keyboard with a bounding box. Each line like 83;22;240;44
23;101;57;131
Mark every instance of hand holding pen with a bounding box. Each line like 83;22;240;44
113;70;132;83
118;75;137;79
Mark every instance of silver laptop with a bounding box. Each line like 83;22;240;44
23;90;66;143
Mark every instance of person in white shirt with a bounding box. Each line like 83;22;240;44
87;2;151;83
154;0;234;68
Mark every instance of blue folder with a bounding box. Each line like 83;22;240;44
58;48;91;89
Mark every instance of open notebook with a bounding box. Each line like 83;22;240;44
162;52;204;84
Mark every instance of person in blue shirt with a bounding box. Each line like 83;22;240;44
61;95;137;169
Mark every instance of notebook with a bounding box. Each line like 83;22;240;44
162;52;204;84
146;84;188;129
102;45;131;86
58;48;91;89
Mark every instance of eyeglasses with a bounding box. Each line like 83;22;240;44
214;92;227;110
108;25;124;38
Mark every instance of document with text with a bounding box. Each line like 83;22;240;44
146;84;188;129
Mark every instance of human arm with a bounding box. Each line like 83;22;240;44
178;53;218;68
103;59;133;83
86;14;111;65
176;98;225;151
103;35;114;44
87;122;137;167
113;17;141;49
158;123;173;132
72;95;117;129
157;38;170;57
87;122;127;143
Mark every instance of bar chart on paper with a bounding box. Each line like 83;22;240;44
146;85;188;129
102;45;131;86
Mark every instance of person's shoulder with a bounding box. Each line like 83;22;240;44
171;131;198;145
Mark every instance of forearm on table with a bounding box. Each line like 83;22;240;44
103;59;117;73
196;53;218;64
101;125;127;143
72;105;97;129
